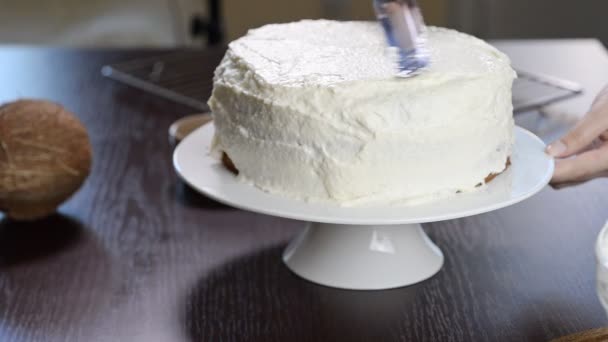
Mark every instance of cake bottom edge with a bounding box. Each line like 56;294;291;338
221;151;511;204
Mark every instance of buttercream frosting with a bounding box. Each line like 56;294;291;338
209;20;516;205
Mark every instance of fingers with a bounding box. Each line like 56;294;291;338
548;84;608;187
551;142;608;184
546;113;608;158
547;85;608;158
592;84;608;109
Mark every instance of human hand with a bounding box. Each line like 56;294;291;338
546;85;608;185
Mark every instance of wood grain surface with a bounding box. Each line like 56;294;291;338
551;327;608;342
0;45;606;342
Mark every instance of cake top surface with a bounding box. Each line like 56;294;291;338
226;20;513;86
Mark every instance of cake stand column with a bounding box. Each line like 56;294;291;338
283;222;444;290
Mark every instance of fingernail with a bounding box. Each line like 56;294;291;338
546;140;566;157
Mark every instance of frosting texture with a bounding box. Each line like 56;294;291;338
209;20;516;205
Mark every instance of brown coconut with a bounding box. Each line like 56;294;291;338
0;100;92;220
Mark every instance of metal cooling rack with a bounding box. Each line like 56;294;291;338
102;52;213;111
102;52;583;113
512;69;583;113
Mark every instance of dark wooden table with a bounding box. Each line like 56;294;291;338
0;43;607;342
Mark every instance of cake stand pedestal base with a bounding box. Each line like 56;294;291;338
175;124;554;291
283;223;444;290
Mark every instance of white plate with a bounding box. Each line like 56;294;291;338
173;124;554;225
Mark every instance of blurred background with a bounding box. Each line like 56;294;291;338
0;0;606;47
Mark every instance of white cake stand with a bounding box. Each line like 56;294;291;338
173;124;553;290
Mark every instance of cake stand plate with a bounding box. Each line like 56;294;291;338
174;124;554;290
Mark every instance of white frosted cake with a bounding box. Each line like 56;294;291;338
209;20;516;205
